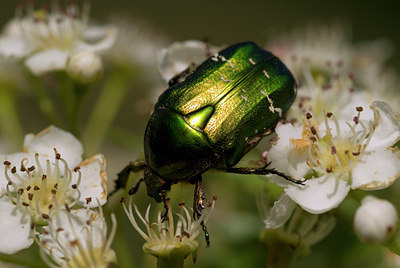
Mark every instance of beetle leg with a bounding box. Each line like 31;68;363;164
193;177;205;219
110;160;147;196
160;190;170;222
224;163;306;185
168;63;197;87
128;178;144;195
201;221;210;248
193;177;210;247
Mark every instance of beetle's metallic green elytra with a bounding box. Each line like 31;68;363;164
143;41;297;200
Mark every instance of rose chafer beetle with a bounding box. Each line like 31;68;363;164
116;41;302;246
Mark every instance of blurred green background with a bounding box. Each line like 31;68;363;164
0;1;399;267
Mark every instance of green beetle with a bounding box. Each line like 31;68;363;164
116;42;302;245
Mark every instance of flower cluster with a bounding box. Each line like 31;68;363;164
0;126;109;256
0;0;116;76
256;26;400;263
267;101;400;213
0;0;400;265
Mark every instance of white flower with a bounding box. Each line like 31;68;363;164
267;25;392;87
38;208;117;268
287;70;375;123
66;51;103;84
157;40;220;83
0;1;117;75
267;101;400;214
122;196;216;261
267;25;400;118
0;126;107;254
354;196;398;243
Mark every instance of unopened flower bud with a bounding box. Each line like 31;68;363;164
354;196;398;243
67;51;103;84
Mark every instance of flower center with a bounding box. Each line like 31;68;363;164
4;149;81;225
65;247;113;268
293;108;372;181
312;135;358;176
39;210;117;268
16;1;90;51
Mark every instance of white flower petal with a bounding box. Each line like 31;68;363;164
0;196;33;254
24;126;83;167
0;37;31;58
2;19;23;37
269;123;310;182
351;149;400;189
75;154;107;207
367;101;400;151
340;92;375;122
157;40;218;82
285;175;350;214
264;194;295;229
75;27;117;53
83;25;111;41
24;49;69;75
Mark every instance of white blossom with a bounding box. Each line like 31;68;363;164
0;126;107;254
267;101;400;214
39;207;117;268
354;196;398;243
267;25;392;87
157;40;220;83
66;51;103;84
267;25;400;119
0;1;116;75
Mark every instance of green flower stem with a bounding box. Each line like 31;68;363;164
157;256;184;268
29;73;61;126
260;229;297;268
386;239;400;255
266;242;296;268
56;72;90;137
0;85;23;150
57;72;74;128
70;82;90;137
82;68;133;156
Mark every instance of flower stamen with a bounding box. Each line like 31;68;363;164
3;149;83;225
